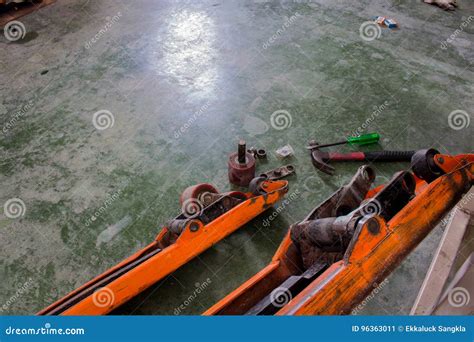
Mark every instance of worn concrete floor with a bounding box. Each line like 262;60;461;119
0;0;473;315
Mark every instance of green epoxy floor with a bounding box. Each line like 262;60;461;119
0;0;473;315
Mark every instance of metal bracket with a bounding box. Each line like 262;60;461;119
260;164;295;180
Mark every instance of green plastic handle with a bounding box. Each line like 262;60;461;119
347;132;380;146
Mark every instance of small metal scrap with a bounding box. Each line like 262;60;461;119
373;16;398;29
247;147;267;159
275;144;294;158
260;164;296;180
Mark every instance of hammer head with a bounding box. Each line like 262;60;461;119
310;149;335;175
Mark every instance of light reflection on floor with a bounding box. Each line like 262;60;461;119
159;10;218;94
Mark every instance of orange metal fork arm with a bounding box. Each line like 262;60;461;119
39;182;288;315
277;163;473;315
40;240;161;313
205;163;473;316
434;153;474;173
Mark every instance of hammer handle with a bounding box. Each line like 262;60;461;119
328;150;415;162
364;150;415;161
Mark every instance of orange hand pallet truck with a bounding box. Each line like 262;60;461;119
39;179;288;315
204;149;473;315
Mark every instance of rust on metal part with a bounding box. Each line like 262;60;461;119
260;165;296;181
39;179;288;315
204;153;473;316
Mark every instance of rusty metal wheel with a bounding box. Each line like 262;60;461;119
179;183;219;218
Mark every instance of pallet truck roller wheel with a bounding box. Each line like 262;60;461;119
179;183;219;206
249;176;268;196
411;148;444;183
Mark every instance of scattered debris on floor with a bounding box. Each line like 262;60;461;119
373;16;399;29
275;144;295;159
247;147;267;159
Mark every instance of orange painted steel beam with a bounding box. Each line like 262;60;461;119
39;179;288;315
205;159;473;316
280;163;473;315
434;153;474;174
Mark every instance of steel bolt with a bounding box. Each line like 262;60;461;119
367;218;380;235
190;221;200;232
238;140;246;164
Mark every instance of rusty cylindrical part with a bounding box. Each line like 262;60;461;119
228;140;256;187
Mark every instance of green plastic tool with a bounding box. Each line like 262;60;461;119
307;132;380;149
347;132;380;146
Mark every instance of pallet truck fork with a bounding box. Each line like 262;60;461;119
204;150;474;315
39;179;289;315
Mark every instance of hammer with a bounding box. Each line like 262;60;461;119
311;149;416;175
